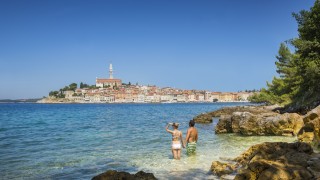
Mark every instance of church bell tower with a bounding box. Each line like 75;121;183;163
109;64;113;79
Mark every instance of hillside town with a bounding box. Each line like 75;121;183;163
44;64;253;103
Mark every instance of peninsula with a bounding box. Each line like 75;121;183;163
39;64;254;103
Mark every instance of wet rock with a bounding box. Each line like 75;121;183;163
92;170;157;180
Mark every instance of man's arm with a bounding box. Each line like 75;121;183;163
195;129;198;142
185;129;190;143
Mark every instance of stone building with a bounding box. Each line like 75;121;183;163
96;64;122;88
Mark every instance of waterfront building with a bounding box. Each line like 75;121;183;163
211;92;221;102
96;64;122;88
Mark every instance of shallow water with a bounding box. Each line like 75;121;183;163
0;103;295;179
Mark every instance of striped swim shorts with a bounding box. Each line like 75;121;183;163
187;142;196;155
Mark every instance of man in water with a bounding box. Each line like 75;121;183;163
185;120;198;155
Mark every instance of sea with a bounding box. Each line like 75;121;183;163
0;103;296;179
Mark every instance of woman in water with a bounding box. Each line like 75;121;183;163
165;122;185;160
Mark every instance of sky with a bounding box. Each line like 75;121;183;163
0;0;316;99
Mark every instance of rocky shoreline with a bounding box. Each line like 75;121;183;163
193;104;320;147
196;104;320;179
211;142;320;179
92;104;320;179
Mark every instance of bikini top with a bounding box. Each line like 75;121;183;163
172;131;181;141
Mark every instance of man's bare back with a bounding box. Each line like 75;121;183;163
186;127;198;143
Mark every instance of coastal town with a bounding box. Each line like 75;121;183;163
41;64;254;103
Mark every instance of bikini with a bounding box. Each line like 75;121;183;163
172;131;182;149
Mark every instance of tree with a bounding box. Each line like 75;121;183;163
69;83;77;91
290;0;320;110
49;91;59;97
80;82;89;88
250;0;320;112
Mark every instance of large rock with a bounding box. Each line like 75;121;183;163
193;113;213;123
234;142;319;180
215;111;304;136
92;170;157;180
298;105;320;149
193;105;278;124
211;142;320;179
215;115;233;133
210;161;236;177
209;105;277;117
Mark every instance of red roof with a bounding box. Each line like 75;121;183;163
96;78;122;83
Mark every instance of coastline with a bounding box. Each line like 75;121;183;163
36;97;252;104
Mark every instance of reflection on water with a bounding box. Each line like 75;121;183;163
0;103;295;179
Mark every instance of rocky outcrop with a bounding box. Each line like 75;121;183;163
298;105;320;149
210;161;236;177
193;105;278;124
210;142;320;179
193;113;213;123
209;105;277;117
92;170;157;180
215;112;304;136
235;142;319;180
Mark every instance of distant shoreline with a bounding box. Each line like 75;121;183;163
0;99;42;103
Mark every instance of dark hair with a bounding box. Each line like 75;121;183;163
172;123;179;128
189;120;195;127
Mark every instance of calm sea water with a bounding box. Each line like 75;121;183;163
0;103;295;179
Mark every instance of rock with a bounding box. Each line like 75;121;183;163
193;105;276;124
92;170;157;180
265;113;304;136
210;161;236;177
215;111;304;136
233;142;319;180
307;155;320;179
193;113;213;123
298;105;320;149
215;115;233;133
209;105;275;117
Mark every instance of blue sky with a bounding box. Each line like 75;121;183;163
0;0;315;99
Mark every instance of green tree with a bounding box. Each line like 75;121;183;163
49;91;59;97
69;83;77;91
290;0;320;110
250;0;320;112
80;82;89;88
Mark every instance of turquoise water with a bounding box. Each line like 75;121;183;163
0;103;295;179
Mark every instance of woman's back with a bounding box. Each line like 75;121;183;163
172;130;181;141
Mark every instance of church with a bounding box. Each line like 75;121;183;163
96;64;122;88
